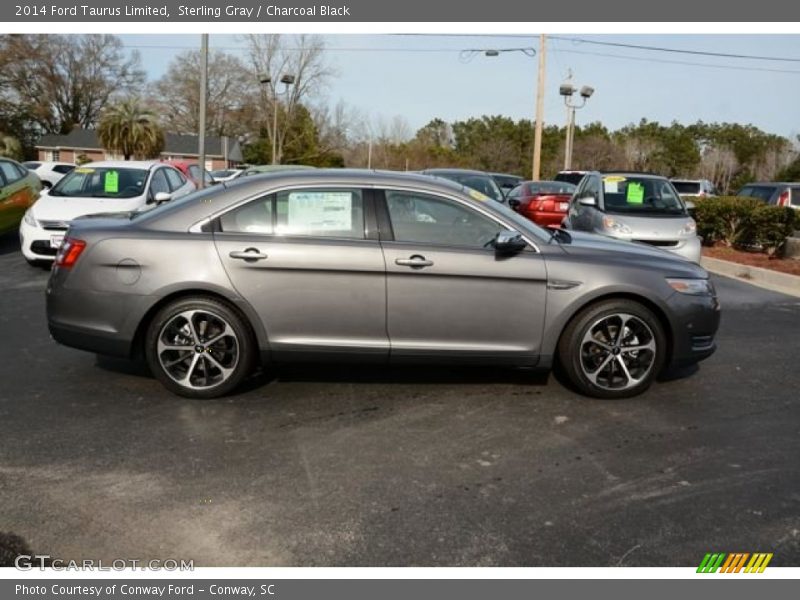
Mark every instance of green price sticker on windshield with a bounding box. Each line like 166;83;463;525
104;171;119;194
627;182;644;204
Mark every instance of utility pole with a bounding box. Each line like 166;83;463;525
532;34;546;181
198;33;208;188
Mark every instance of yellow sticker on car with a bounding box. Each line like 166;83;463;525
75;168;95;174
468;189;490;202
603;175;627;183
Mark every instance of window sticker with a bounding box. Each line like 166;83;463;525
75;167;94;174
104;171;119;193
603;175;625;194
468;188;489;202
627;182;645;204
284;191;353;232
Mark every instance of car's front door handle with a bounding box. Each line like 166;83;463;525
395;255;433;268
229;248;268;261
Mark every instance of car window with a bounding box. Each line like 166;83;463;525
0;160;22;184
582;176;600;199
52;164;75;175
529;182;576;195
23;162;41;170
149;169;171;197
791;188;800;207
50;167;148;199
672;181;701;195
507;185;522;199
385;190;504;249
164;167;187;191
220;188;365;239
220;196;274;234
601;176;686;215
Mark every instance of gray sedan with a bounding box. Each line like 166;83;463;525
46;170;720;400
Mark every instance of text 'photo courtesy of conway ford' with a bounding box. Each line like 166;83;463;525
45;169;720;400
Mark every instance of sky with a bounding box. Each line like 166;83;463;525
120;33;800;141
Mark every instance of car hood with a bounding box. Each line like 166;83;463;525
30;193;146;222
556;230;705;275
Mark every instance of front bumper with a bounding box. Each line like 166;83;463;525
20;219;67;261
665;288;721;367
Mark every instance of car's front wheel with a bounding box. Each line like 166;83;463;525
145;296;254;399
558;299;666;399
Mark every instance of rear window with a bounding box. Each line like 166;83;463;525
672;181;701;195
554;172;587;186
23;162;41;170
52;164;75;175
528;182;576;195
736;186;776;202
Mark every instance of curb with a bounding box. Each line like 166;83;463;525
701;256;800;298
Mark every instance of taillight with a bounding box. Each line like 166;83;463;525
54;237;87;268
777;190;790;207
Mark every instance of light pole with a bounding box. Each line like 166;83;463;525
560;81;594;170
259;73;295;165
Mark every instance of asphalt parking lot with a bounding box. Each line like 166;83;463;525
1;230;799;567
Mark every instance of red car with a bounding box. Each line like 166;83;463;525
506;180;577;227
161;160;214;188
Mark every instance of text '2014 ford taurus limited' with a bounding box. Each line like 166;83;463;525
46;170;720;400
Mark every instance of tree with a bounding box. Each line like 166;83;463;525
97;98;164;160
244;34;333;163
0;133;22;160
0;34;145;134
150;50;254;138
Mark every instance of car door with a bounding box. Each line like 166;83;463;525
213;186;388;360
163;166;194;198
378;188;547;363
0;160;36;233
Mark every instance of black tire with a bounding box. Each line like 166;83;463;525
145;296;255;399
557;299;666;399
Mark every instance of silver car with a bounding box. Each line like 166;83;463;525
46;170;720;400
563;172;702;262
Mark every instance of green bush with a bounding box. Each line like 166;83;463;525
691;196;797;256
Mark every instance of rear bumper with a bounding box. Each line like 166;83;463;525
528;210;568;227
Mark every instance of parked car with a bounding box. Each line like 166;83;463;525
563;171;701;263
491;172;524;196
240;164;317;177
670;178;718;199
554;170;590;186
162;160;215;188
22;161;76;189
0;158;41;234
46;170;719;400
210;168;243;183
420;169;505;203
506;180;576;227
735;182;800;208
20;161;195;264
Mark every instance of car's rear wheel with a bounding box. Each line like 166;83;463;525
558;299;666;399
145;297;254;399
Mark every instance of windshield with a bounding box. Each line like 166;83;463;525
672;181;701;194
437;173;503;202
601;175;686;215
49;166;148;199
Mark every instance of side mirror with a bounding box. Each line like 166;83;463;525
577;195;597;207
154;191;172;205
492;230;527;255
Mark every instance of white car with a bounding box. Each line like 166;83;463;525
210;168;243;183
20;160;195;264
22;161;76;188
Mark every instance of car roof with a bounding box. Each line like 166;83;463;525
598;171;668;179
421;168;492;176
79;160;160;169
739;182;800;187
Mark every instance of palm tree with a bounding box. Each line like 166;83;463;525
0;133;23;160
97;98;165;160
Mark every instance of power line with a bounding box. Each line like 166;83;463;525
549;35;800;63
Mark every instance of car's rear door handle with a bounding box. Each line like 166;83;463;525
229;248;268;261
395;255;433;268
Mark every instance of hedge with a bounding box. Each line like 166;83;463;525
690;196;797;256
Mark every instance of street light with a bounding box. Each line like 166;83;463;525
260;73;296;165
560;79;594;170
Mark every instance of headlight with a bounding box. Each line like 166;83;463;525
23;209;37;227
666;278;714;295
679;218;697;236
602;216;632;235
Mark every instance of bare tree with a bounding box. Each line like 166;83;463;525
150;50;254;138
0;34;144;134
244;34;333;163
